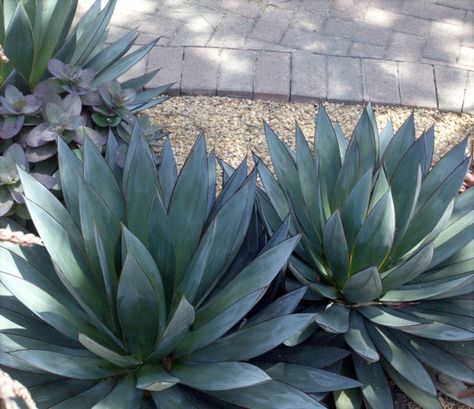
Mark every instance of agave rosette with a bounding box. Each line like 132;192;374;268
257;104;474;409
0;0;162;98
0;123;360;408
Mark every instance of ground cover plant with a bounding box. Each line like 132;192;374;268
0;0;168;219
257;104;474;409
0;122;364;408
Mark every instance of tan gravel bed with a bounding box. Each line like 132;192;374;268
147;96;474;170
146;96;472;409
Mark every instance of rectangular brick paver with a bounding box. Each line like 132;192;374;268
181;47;220;96
254;51;291;101
218;49;255;97
435;66;468;112
207;15;254;48
398;62;437;108
423;21;464;64
291;53;326;102
146;46;184;94
323;17;391;46
281;29;351;55
327;56;363;102
386;32;426;62
363;59;400;105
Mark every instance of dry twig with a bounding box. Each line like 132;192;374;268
0;370;37;409
0;228;43;247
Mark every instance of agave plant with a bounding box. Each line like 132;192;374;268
257;104;474;409
0;0;158;93
0;123;360;408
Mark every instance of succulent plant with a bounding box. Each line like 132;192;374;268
0;123;360;408
0;0;159;94
257;104;473;409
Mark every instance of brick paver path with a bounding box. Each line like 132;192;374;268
80;0;474;113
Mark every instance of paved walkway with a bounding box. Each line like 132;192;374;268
79;0;474;113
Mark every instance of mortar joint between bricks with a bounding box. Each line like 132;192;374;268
432;64;440;110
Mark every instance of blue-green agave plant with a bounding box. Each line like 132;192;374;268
0;123;361;408
257;104;473;409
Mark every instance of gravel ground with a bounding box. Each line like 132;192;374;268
146;96;473;409
147;96;474;170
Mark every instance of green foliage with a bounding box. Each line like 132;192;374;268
0;123;359;408
258;104;474;409
0;0;171;219
0;0;155;91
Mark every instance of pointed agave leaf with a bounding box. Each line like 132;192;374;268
174;291;264;357
4;2;34;81
206;150;217;219
92;39;158;85
378;121;393;161
315;303;349;333
367;325;437;396
398;335;474;384
381;113;415;179
168;134;208;282
333;137;360;211
343;267;382;304
78;334;141;368
334;388;362;409
296;123;323;238
259;345;350;369
152;385;213;409
137;365;179;392
245;287;307;327
395;157;469;257
170;361;270;391
352;107;377;174
94;228;119;333
11;350;124;380
117;252;162;357
194;236;300;328
57;138;84;224
380;359;443;409
381;243;434;291
353;355;393;409
46;378;116;409
150;297;195;360
85;29;138;73
265;122;319;245
288;256;338;299
157;137;177;209
380;274;473;302
92;374;142;409
389;135;424;248
123;123;158;246
418;137;468;206
20;172;109;320
341;168;372;248
265;363;361;393
358;305;428;328
211;380;326;409
323;211;349;287
148;191;175;304
257;159;291;222
334;122;347;160
315;105;341;212
83;137;125;221
350;191;395;273
192;170;256;303
188;314;314;362
344;311;379;362
79;180;121;287
122;227;166;333
70;0;116;66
